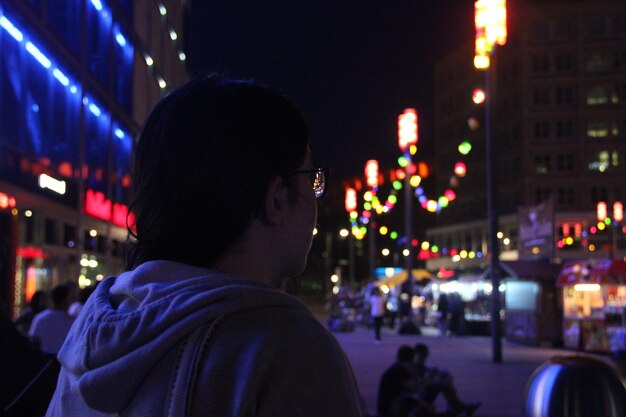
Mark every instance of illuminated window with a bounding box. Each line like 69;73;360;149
587;122;609;138
588;151;610;172
587;85;607;105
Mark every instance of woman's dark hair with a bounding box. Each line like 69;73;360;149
126;74;309;269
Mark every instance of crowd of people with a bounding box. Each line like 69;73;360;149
2;282;96;416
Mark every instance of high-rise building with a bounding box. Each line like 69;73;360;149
426;0;626;272
0;0;187;316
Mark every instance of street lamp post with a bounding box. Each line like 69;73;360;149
474;0;507;363
344;187;358;286
365;160;379;281
398;108;420;334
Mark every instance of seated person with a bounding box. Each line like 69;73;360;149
377;345;435;417
412;343;481;417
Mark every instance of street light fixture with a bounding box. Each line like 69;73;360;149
364;160;379;282
398;108;420;334
474;0;507;364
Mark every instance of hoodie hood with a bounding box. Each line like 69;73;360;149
57;260;309;413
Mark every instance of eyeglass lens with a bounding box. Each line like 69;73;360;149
312;170;325;198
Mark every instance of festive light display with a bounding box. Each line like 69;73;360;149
474;0;507;69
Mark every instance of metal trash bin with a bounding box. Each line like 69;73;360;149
524;355;626;417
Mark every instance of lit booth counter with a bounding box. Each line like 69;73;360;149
557;259;626;353
502;261;563;347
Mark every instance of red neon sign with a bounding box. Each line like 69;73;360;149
85;189;134;229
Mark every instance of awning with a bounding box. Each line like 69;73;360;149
557;259;626;286
374;269;433;288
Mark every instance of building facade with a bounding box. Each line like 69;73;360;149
0;0;187;316
426;0;626;273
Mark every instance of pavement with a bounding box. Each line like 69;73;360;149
330;323;573;417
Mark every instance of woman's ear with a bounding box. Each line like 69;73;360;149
261;176;289;225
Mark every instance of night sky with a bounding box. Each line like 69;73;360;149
185;0;474;180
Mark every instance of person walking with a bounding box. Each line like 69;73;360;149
45;75;365;417
28;284;75;355
370;287;386;344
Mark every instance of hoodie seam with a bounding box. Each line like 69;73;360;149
96;281;288;322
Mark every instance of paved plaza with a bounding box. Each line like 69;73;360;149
331;324;573;417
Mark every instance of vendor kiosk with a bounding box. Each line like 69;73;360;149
557;259;626;353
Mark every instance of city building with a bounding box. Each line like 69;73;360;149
426;0;626;273
0;0;187;317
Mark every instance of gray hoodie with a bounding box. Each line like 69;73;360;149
46;260;364;416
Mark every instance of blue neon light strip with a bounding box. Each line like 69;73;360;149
0;12;132;140
0;15;23;41
52;68;70;86
90;0;103;12
25;41;51;68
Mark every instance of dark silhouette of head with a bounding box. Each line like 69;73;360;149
126;74;309;269
397;345;416;362
414;343;429;364
29;290;48;313
51;284;72;311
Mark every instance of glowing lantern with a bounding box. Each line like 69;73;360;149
426;200;438;212
467;117;480;130
418;162;429;178
474;0;507;69
454;162;467;177
365;160;379;188
398;108;418;152
458;141;472;155
562;223;570;237
472;88;486;104
345;187;357;212
597;202;607;221
614;202;623;222
444;189;456;201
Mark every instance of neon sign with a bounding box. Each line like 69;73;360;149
38;173;66;195
85;189;133;228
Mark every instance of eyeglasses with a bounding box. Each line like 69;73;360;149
290;167;329;198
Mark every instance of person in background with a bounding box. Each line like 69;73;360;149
29;284;75;355
369;287;386;344
14;290;48;336
377;345;435;417
45;75;365;417
68;284;97;318
412;343;481;417
436;293;449;336
386;293;399;329
1;310;60;416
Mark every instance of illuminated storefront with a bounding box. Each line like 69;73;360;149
558;259;626;352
